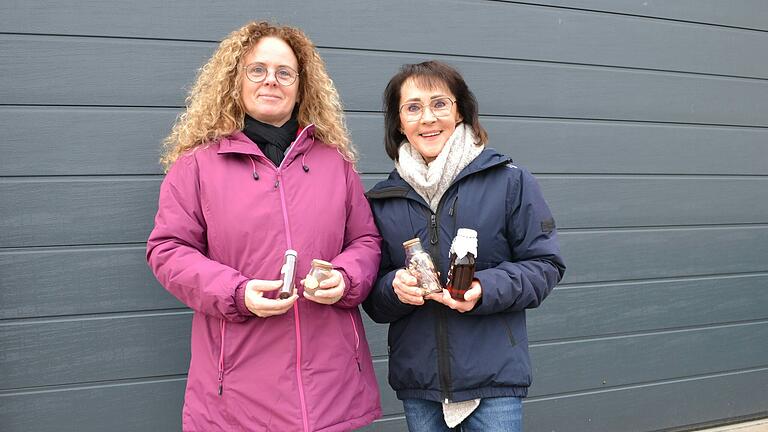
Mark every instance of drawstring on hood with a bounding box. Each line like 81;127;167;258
246;131;315;181
249;156;260;180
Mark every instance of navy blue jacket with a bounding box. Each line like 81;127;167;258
363;148;565;403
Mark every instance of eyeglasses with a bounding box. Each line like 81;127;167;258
243;62;299;86
399;97;456;122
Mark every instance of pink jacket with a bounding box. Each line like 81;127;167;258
147;125;382;431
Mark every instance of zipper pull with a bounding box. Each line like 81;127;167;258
356;355;362;372
430;214;438;245
448;195;458;217
274;171;281;189
217;370;223;396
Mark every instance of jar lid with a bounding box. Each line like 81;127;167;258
402;238;422;248
311;259;333;269
451;229;478;258
456;228;477;238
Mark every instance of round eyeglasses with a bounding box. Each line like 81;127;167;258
399;98;456;122
243;62;298;86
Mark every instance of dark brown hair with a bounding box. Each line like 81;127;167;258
382;60;488;160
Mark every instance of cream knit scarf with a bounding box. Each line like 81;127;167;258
395;123;484;212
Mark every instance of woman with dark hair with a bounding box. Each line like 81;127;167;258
146;21;381;431
364;60;565;431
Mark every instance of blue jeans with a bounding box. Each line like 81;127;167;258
402;397;523;432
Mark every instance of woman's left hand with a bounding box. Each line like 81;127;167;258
302;269;345;305
425;280;482;313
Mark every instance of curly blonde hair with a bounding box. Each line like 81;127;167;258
160;21;354;170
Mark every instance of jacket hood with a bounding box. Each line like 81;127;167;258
217;124;318;165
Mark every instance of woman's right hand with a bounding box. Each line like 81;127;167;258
393;269;425;306
244;279;298;317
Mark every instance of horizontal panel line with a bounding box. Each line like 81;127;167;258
347;110;768;130
3;104;768;130
561;270;768;289
493;1;768;34
0;105;182;112
560;223;768;233
0;103;184;109
0;31;219;45
526;365;768;402
0;173;164;178
334;46;768;83
373;415;406;423
0;242;147;253
4;33;768;82
478;114;768;129
2;225;767;251
557;271;768;290
0;174;163;182
2;173;767;181
678;416;768;432
0;374;188;396
0;309;192;326
530;318;768;346
535;173;768;180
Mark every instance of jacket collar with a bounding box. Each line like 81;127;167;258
217;124;317;162
367;148;511;201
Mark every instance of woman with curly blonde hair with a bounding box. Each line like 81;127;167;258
147;21;382;431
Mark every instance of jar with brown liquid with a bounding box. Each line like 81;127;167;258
446;229;477;300
303;259;334;296
403;238;443;296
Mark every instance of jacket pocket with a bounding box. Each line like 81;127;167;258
501;315;517;347
347;310;362;372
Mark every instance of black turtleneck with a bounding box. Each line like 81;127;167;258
242;114;299;167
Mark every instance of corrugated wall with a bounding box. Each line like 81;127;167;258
1;1;767;431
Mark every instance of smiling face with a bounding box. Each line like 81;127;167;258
240;37;300;127
398;78;463;163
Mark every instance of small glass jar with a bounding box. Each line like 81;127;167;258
303;259;334;296
446;229;477;300
403;238;443;296
279;249;298;299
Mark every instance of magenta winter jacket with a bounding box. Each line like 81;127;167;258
146;125;382;432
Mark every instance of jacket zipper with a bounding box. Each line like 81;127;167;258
370;156;512;403
215;125;314;425
218;319;226;396
277;126;311;432
425;201;453;403
241;124;312;431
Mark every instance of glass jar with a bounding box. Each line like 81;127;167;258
446;229;477;300
278;249;298;299
304;259;334;296
403;238;443;296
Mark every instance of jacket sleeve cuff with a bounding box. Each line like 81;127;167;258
332;268;355;308
340;270;352;298
234;280;254;317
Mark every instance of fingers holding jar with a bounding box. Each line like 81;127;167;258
393;268;426;305
303;268;344;305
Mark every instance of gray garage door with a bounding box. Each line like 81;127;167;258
2;1;767;431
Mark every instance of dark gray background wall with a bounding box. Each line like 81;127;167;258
1;1;767;431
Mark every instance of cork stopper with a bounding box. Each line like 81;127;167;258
311;259;333;269
402;238;421;248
